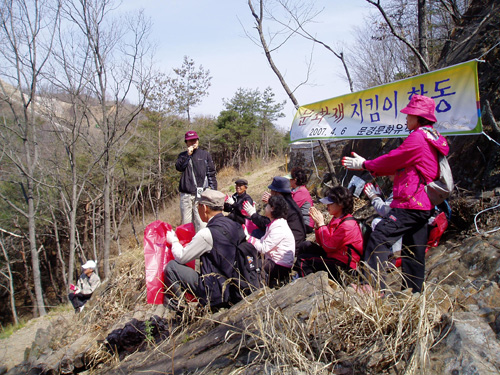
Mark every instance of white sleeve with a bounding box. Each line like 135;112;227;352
171;227;214;264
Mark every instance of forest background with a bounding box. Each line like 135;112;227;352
0;0;496;328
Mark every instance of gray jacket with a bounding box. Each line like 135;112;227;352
77;272;101;295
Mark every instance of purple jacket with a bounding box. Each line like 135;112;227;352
364;126;449;211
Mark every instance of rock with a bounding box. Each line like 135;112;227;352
106;272;336;375
430;312;500;374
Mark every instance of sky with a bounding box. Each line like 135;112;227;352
121;0;372;131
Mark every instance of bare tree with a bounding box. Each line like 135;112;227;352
246;0;338;185
366;0;430;73
60;0;154;279
0;229;22;325
0;0;61;316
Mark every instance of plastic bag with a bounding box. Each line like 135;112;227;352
144;221;196;304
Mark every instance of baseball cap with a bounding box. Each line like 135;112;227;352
235;178;248;186
185;130;199;141
198;189;225;208
82;260;97;269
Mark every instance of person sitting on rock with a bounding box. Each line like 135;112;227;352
164;189;247;309
294;186;364;283
247;195;295;287
243;176;306;250
68;260;101;313
224;178;254;225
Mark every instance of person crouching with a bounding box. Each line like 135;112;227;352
68;260;101;313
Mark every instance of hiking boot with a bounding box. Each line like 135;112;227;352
163;297;184;314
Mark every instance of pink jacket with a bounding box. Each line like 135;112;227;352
248;218;295;268
315;214;364;269
292;185;314;227
364;126;449;211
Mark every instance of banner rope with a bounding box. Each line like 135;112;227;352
477;40;500;60
482;131;500;147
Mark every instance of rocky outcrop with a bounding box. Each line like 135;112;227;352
5;232;500;374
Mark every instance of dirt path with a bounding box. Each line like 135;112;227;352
0;311;72;370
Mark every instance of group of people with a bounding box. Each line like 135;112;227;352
68;94;449;313
162;94;450;310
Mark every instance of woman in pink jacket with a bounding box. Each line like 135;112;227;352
294;186;363;283
290;167;315;234
342;95;450;293
247;195;295;287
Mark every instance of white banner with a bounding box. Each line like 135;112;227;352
290;60;482;142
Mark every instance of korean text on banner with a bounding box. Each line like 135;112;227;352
290;60;482;142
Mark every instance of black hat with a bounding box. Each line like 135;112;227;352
268;176;291;194
235;178;248;186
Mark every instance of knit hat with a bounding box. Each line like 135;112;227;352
268;176;291;194
400;95;437;122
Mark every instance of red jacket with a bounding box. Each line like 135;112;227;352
315;214;364;269
364;126;449;211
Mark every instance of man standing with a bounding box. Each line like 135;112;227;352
164;189;245;308
175;130;217;232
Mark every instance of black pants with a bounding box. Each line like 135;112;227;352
294;242;353;284
68;293;91;310
164;260;200;299
263;259;291;288
364;208;431;293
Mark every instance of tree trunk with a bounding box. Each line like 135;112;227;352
27;182;46;316
0;239;19;325
103;159;111;279
50;208;68;292
67;163;78;287
417;0;429;74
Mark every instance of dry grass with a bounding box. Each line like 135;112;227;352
226;273;449;375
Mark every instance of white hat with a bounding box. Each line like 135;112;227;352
82;260;97;269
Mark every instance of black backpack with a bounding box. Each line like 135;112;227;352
211;227;264;303
341;216;372;265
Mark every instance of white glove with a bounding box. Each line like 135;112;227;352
75;287;81;294
167;230;184;257
225;195;235;205
364;183;382;200
341;152;366;170
243;201;256;217
166;230;179;245
261;191;271;203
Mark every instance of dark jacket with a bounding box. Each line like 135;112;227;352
250;194;306;250
224;192;254;225
175;148;217;195
197;214;245;307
